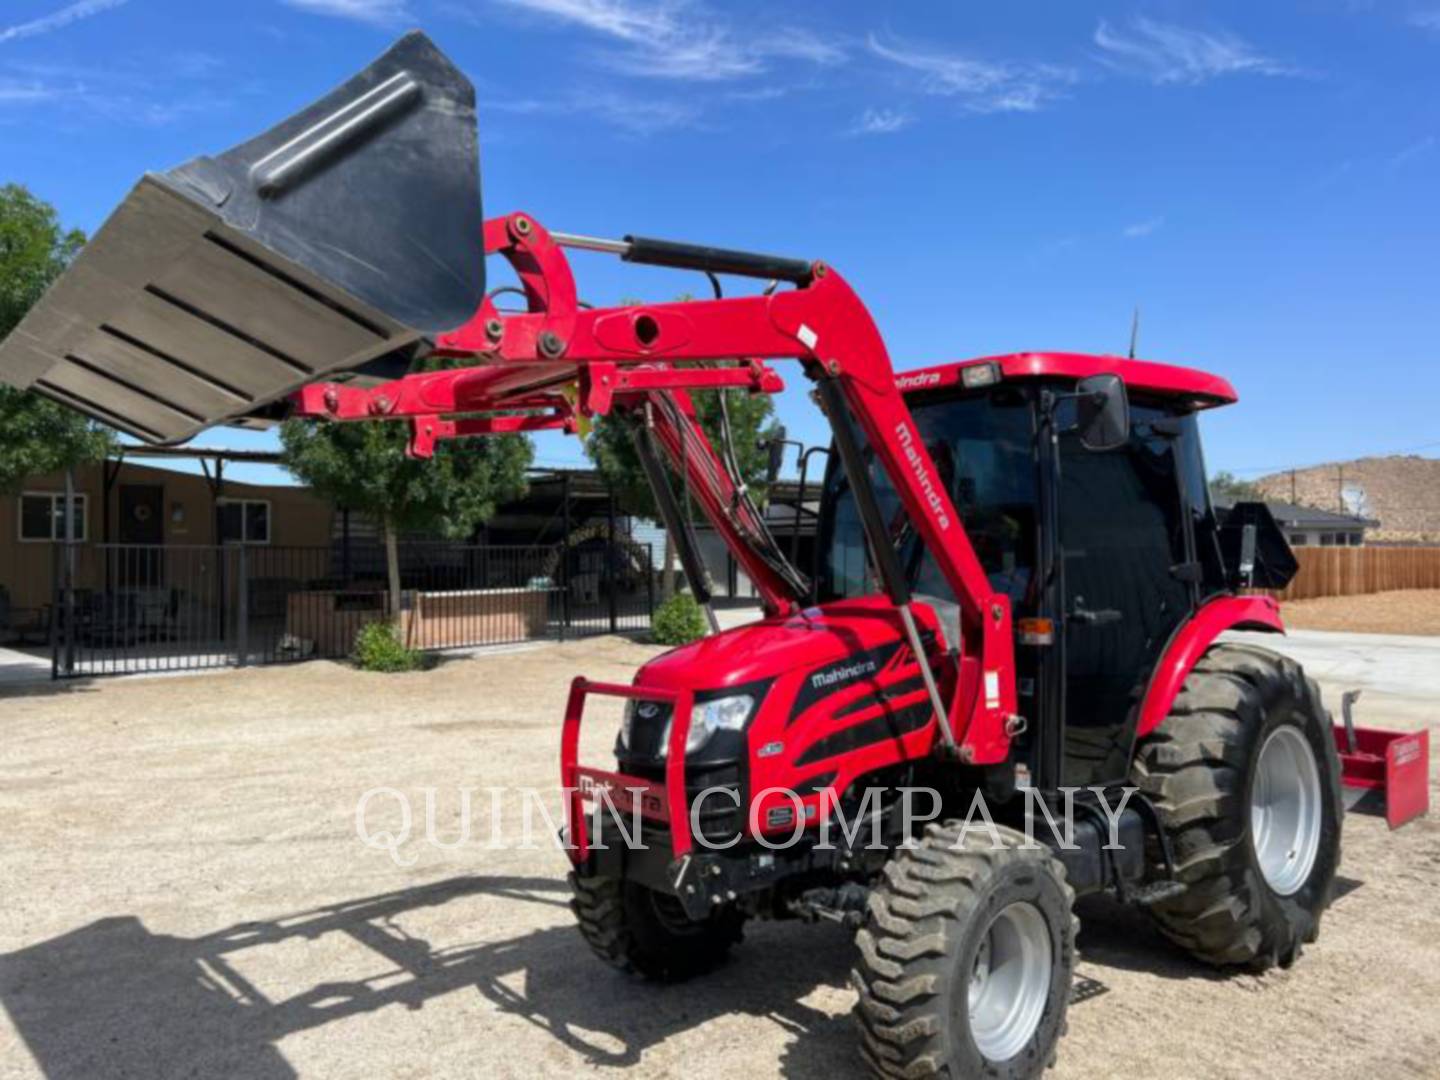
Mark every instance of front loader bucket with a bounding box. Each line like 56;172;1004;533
1334;692;1430;829
0;31;484;444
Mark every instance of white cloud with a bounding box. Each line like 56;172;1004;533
280;0;410;24
585;92;697;133
0;77;61;103
0;58;235;124
848;107;911;136
723;84;787;103
1409;10;1440;31
492;0;662;40
867;33;1076;113
1122;217;1164;239
604;23;761;81
758;28;845;67
489;89;697;135
1094;18;1298;84
1390;135;1436;169
490;0;844;81
0;0;128;46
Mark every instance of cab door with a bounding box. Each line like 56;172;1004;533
1056;405;1194;787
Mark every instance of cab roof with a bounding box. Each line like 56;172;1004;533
897;352;1238;409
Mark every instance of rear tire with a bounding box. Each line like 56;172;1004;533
568;873;745;981
851;822;1076;1080
1132;642;1343;970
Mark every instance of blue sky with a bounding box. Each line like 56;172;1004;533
3;0;1437;487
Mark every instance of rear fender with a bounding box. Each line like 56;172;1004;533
1135;595;1285;739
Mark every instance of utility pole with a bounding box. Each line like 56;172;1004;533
1337;464;1344;513
1290;469;1297;504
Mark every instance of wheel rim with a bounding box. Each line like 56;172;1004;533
1250;725;1323;896
967;901;1053;1063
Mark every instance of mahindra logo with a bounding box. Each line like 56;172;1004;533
896;371;942;391
636;702;661;719
812;659;877;689
894;422;951;530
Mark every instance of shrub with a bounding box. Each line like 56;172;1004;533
652;593;708;646
353;620;424;672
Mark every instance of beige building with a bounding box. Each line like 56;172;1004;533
1;459;334;616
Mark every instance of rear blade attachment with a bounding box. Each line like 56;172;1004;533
0;31;484;444
1334;690;1430;829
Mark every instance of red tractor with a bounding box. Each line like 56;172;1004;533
6;32;1424;1080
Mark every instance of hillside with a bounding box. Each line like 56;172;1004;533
1255;455;1440;543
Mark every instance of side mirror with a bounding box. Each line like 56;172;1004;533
763;427;788;485
1075;373;1130;452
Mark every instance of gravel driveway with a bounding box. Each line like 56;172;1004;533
1;628;1436;1079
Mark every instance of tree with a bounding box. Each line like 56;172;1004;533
1208;470;1261;504
0;184;113;492
586;381;783;598
279;420;532;624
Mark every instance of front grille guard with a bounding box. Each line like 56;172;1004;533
562;678;696;862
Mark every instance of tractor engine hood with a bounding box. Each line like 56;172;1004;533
618;597;947;768
635;597;940;697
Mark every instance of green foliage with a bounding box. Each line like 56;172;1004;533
583;297;784;518
0;184;84;339
652;592;708;646
589;386;783;519
1210;470;1261;503
0;184;113;491
353;620;424;672
278;419;533;537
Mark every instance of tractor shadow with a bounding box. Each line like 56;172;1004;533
0;874;860;1080
1072;877;1364;986
1071;895;1228;984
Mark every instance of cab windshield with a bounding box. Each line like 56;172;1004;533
816;386;1039;608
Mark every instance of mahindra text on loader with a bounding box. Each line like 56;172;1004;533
3;31;1428;1080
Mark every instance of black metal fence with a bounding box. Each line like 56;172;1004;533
44;539;654;678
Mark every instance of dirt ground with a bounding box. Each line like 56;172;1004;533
1282;589;1440;636
1;633;1437;1080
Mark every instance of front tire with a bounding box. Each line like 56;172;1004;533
851;822;1076;1080
569;873;745;981
1132;642;1343;970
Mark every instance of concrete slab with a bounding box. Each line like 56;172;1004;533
1229;628;1437;734
0;645;50;686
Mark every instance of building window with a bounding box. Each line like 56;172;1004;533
1290;532;1308;547
18;492;87;542
1348;532;1363;546
218;499;271;544
1319;533;1336;547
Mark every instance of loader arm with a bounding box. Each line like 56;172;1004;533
0;30;1018;765
291;211;1019;764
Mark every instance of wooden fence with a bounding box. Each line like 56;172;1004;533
1275;546;1440;601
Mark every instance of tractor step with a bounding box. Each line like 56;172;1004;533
1130;880;1188;906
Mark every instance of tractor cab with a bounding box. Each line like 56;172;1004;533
817;353;1242;790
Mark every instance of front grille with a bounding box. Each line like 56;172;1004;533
614;760;745;846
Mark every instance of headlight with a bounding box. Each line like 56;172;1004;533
661;693;754;757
